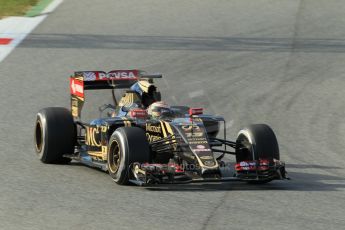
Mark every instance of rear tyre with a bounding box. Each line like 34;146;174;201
235;124;279;184
107;127;150;185
34;107;76;164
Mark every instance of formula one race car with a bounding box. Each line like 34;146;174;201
34;70;288;186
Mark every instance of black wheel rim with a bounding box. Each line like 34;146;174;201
35;120;43;153
108;140;121;173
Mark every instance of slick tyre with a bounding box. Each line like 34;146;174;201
107;127;150;185
236;124;279;184
34;107;76;164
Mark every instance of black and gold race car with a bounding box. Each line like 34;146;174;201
34;70;288;186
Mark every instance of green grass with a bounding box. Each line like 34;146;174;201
0;0;39;18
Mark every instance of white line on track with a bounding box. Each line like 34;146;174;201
0;0;63;63
0;16;46;62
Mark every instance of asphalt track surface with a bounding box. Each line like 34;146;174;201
1;0;345;229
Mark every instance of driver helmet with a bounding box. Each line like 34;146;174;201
147;101;171;119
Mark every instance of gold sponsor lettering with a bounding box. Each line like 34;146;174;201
146;133;162;143
71;99;78;107
146;123;162;133
71;98;79;117
86;127;102;147
119;93;134;107
71;106;78;117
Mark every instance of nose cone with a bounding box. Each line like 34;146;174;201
174;120;220;175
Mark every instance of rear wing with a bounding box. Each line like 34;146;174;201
70;69;162;118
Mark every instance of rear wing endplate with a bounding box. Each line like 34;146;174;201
70;69;162;119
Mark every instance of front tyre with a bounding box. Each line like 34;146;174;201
107;127;150;185
34;107;76;164
236;124;279;162
236;124;279;184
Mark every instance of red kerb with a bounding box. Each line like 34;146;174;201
0;38;13;45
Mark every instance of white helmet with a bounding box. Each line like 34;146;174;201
147;101;171;118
